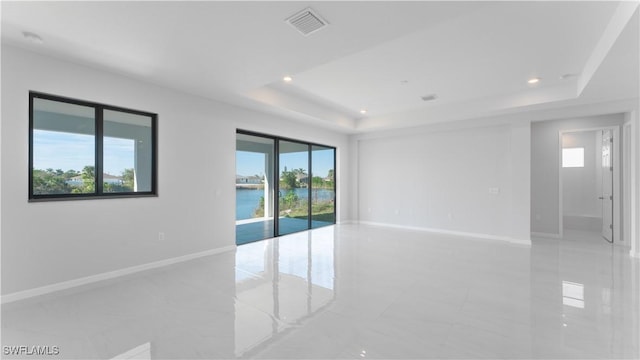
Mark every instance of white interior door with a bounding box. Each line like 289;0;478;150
601;129;613;242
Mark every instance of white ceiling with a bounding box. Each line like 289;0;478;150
2;1;638;134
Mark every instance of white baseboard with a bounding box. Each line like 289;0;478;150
358;221;531;246
337;219;357;225
531;231;562;239
1;245;236;304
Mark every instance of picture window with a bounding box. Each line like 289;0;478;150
29;92;157;200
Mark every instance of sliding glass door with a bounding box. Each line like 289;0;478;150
236;133;275;245
311;145;336;228
278;141;310;236
236;131;336;244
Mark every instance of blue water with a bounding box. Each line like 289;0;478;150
236;188;334;220
236;189;263;220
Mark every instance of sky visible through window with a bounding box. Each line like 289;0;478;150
34;130;134;175
236;149;334;178
562;147;585;168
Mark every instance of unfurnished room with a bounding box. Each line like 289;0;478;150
1;1;639;359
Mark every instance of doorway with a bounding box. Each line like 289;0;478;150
559;127;620;243
235;130;336;245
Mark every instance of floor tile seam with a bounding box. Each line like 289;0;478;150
368;275;430;324
233;295;323;329
233;313;346;359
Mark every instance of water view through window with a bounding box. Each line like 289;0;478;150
30;93;157;199
236;131;335;244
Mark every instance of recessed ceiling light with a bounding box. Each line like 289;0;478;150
527;77;541;84
360;109;367;114
283;76;293;83
22;31;43;44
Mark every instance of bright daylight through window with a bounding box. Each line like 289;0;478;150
236;131;336;245
562;147;584;168
29;92;157;200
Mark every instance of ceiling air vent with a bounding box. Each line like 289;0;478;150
286;8;328;36
421;94;438;102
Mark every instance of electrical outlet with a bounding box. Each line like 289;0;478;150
159;232;165;241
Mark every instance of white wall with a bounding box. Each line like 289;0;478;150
0;46;351;296
355;121;531;243
531;114;624;237
561;131;602;231
630;109;640;258
623;121;632;248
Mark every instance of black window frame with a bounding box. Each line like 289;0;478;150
29;91;158;201
235;129;337;242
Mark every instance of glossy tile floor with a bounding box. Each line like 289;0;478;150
2;224;639;359
235;218;333;245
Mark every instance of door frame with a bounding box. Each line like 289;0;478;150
558;126;620;241
623;121;632;249
235;129;337;244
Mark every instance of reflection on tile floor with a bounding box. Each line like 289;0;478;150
236;217;333;245
2;225;639;359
